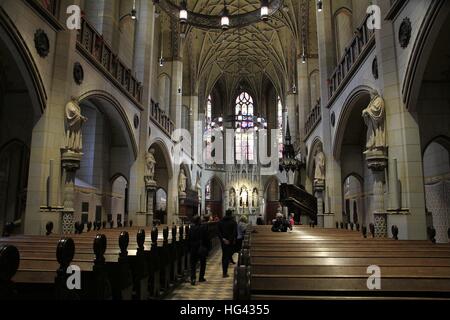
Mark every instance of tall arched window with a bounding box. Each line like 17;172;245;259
334;8;353;61
309;70;320;109
205;95;213;161
277;97;284;159
235;92;255;162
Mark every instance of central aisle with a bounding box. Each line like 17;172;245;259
166;249;236;300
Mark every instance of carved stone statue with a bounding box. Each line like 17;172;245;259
229;189;236;207
252;188;259;207
144;148;156;185
314;150;326;184
195;176;201;199
179;169;187;194
65;97;87;153
240;187;249;208
362;92;386;153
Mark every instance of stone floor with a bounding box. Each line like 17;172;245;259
166;249;237;300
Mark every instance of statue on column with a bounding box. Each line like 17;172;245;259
252;188;259;208
362;91;386;153
195;175;202;201
144;148;157;187
64;97;87;153
314;149;326;186
229;188;236;207
179;169;187;195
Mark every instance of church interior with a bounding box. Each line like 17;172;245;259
1;0;450;302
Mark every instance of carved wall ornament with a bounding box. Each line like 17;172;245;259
362;92;386;154
399;17;412;49
73;62;84;85
34;29;50;57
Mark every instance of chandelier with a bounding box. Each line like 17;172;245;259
209;114;268;132
154;0;284;30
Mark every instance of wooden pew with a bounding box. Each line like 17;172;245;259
0;225;189;300
234;226;450;300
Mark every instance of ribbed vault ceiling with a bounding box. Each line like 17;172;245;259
160;0;318;104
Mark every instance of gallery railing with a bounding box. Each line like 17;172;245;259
24;0;63;30
77;17;143;105
150;101;175;137
328;14;375;105
305;100;321;139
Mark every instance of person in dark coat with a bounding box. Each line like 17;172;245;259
188;215;210;285
218;210;237;278
199;215;212;281
256;214;264;225
271;213;292;232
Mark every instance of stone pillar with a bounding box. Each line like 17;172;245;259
129;0;156;227
61;151;82;234
297;57;309;140
366;150;388;238
314;181;325;228
374;0;426;240
388;158;401;211
285;94;298;141
170;59;183;129
316;1;342;225
146;186;156;227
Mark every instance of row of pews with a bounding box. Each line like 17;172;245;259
234;225;450;300
0;223;217;300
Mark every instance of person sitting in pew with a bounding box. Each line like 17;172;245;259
256;214;264;226
271;213;292;233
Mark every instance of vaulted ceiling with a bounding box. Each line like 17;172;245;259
158;0;318;107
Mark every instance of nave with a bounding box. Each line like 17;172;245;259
2;222;450;300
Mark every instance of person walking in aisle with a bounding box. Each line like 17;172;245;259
218;210;237;278
188;215;210;285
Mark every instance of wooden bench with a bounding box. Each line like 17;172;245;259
0;222;204;300
234;225;450;300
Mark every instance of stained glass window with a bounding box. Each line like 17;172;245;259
278;96;284;159
205;95;213;161
235;92;255;162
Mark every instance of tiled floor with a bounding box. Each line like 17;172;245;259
166;249;237;300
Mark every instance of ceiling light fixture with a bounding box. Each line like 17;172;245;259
317;0;323;12
261;0;269;21
179;0;188;24
120;0;137;22
155;0;283;30
221;1;230;30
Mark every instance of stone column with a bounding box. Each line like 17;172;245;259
297;57;309;140
61;151;82;234
316;1;342;225
388;158;401;211
146;185;156;227
129;0;156;227
314;181;325;228
285;94;298;141
170;59;183;129
366;151;388;238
